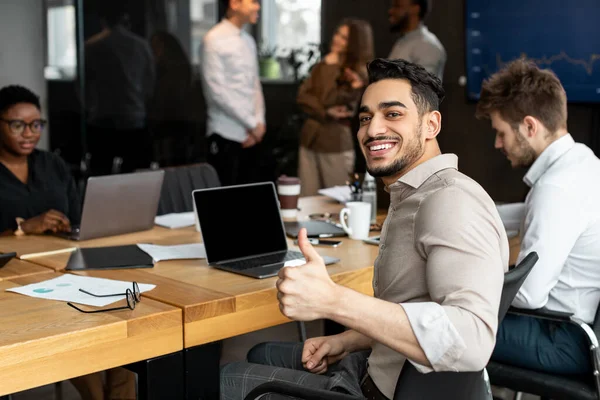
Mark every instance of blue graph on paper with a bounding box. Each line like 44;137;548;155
466;0;600;103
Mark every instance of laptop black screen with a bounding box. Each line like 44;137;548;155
193;183;288;263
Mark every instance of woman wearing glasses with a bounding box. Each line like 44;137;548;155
0;85;80;235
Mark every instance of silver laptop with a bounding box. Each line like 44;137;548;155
192;182;340;279
58;170;165;241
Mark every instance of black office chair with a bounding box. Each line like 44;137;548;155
487;305;600;399
244;253;539;400
156;163;221;215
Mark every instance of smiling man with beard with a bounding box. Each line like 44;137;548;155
219;59;508;400
388;0;446;81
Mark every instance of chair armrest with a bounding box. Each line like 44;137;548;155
507;306;574;322
244;381;363;400
509;307;600;393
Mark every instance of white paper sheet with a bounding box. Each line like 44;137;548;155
6;274;156;307
137;243;206;263
318;186;352;204
154;212;196;229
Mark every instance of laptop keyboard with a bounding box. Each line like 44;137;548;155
218;251;304;271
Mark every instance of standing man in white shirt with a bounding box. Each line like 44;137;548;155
477;59;600;375
201;0;266;186
388;0;446;81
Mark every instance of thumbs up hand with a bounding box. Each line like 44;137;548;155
276;228;339;321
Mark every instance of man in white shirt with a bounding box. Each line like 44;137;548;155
388;0;446;81
200;0;265;186
477;59;600;375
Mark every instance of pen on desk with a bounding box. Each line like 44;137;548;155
20;247;77;260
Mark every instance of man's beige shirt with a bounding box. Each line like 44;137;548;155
368;154;509;399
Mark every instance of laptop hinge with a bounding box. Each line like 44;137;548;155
214;250;291;265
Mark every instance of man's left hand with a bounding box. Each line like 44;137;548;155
276;228;339;321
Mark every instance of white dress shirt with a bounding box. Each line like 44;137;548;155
511;134;600;323
389;23;446;81
200;19;266;143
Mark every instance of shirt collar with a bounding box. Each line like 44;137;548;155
388;153;458;190
401;23;427;40
523;134;574;187
222;18;243;35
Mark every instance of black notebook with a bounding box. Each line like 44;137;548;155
65;245;153;271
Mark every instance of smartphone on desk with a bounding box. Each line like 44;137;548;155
362;236;380;246
0;252;16;269
294;238;342;247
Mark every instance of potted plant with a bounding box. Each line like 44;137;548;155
259;44;281;79
287;42;321;82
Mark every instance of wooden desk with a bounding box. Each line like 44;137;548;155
0;258;52;281
0;226;197;270
69;196;377;347
0;196;519;347
0;196;521;399
1;196;373;399
0;273;183;397
509;235;521;266
0;226;197;258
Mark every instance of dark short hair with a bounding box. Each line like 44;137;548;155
0;85;41;116
475;58;567;134
412;0;431;20
366;58;445;116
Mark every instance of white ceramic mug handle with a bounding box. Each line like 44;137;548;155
339;207;352;237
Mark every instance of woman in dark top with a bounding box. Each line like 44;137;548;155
0;85;80;235
0;85;135;397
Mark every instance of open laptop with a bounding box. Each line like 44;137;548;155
57;170;165;241
192;182;340;279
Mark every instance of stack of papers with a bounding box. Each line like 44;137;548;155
154;212;196;229
318;186;352;204
6;274;156;307
137;243;206;263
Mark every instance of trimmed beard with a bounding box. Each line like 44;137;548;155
390;14;409;33
512;128;537;168
366;122;424;178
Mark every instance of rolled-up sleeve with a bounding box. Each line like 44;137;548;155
407;186;507;372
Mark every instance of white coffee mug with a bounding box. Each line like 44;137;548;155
339;201;371;240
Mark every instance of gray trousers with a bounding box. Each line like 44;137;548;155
220;341;370;400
